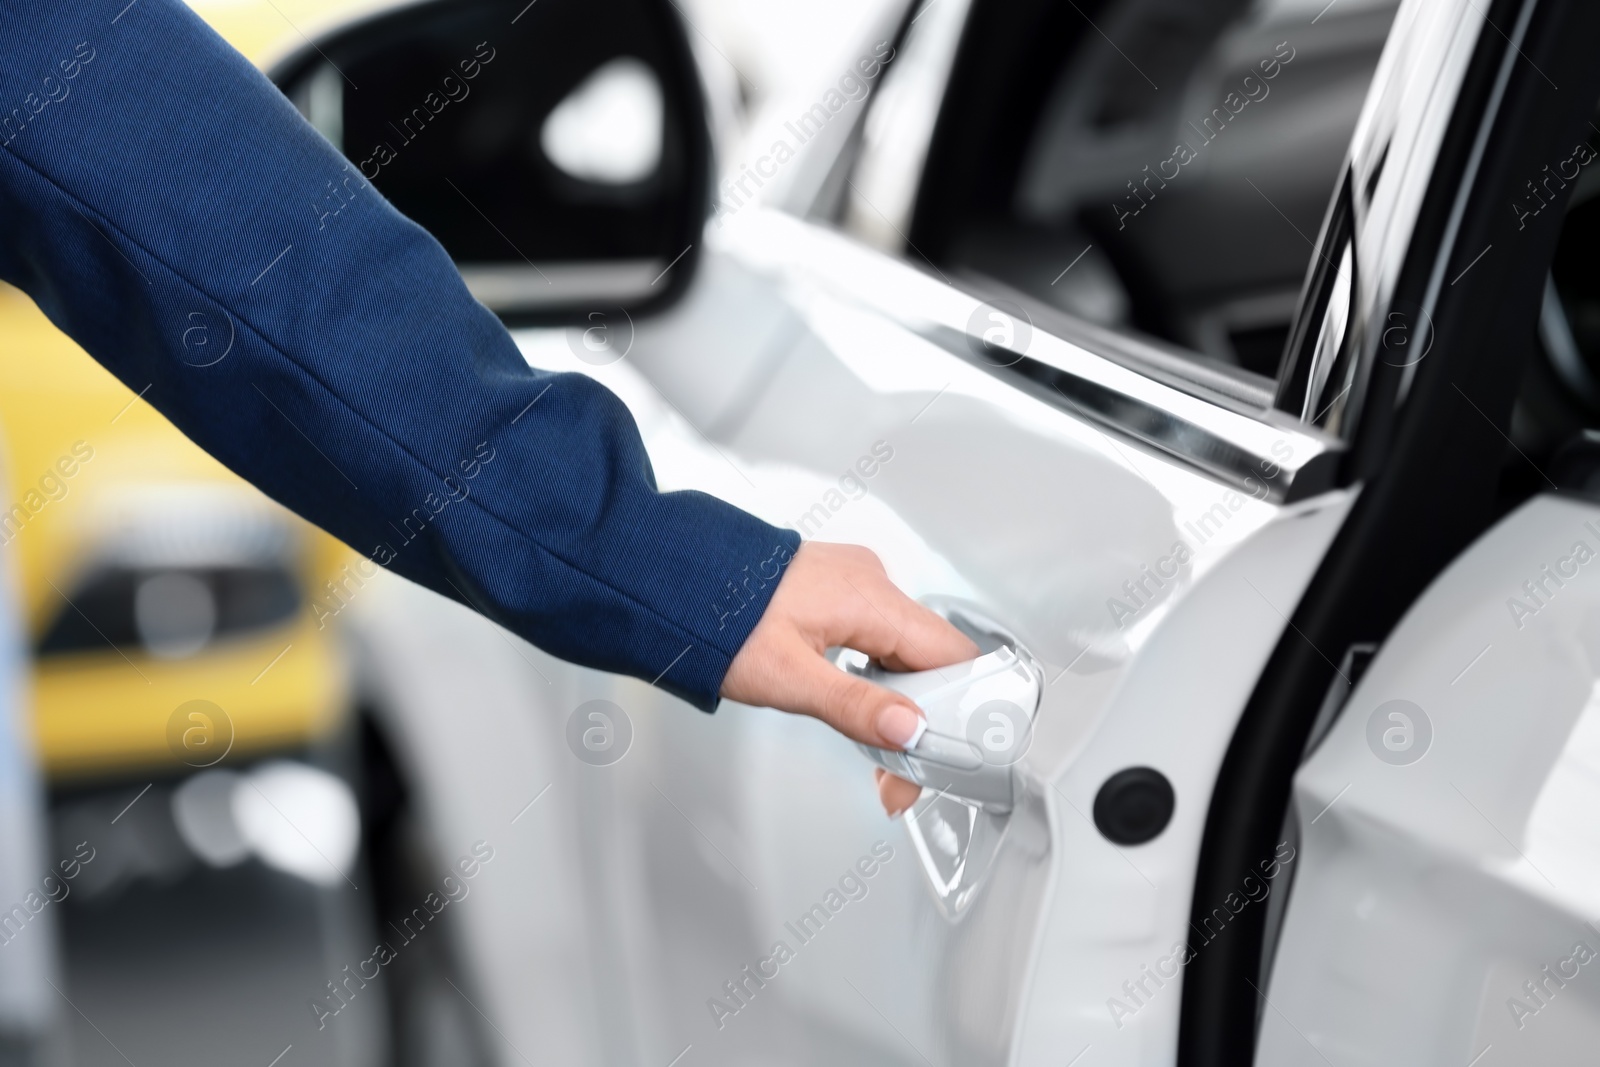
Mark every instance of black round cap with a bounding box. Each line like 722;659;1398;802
1093;766;1175;845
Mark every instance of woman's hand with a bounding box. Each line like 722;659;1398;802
720;541;977;816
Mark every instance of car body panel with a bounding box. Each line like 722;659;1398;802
493;204;1359;1064
1264;493;1600;1066
1187;0;1600;1055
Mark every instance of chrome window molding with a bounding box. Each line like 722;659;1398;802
953;271;1279;413
1283;0;1496;432
933;326;1341;500
835;0;974;251
715;207;1344;503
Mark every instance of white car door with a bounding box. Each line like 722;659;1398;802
1262;493;1600;1066
513;205;1351;1067
499;2;1432;1066
501;0;1396;1032
1252;0;1600;1062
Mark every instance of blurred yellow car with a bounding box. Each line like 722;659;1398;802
0;0;384;782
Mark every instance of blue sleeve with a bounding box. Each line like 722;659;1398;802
0;0;800;710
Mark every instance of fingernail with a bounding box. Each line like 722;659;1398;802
877;703;925;749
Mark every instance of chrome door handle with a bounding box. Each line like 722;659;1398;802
837;642;1042;813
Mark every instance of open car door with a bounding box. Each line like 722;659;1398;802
1254;0;1600;1064
510;142;1353;1067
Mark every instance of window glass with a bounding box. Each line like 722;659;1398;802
851;0;1397;378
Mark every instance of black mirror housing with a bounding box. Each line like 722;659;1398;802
270;0;711;325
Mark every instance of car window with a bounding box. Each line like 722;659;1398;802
840;0;1398;380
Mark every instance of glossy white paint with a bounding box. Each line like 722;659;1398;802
489;205;1360;1065
717;210;1339;501
1262;494;1600;1065
1014;489;1353;1067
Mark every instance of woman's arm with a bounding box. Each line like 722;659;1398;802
0;0;793;708
0;1;976;804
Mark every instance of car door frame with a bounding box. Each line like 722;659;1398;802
733;0;1376;1061
672;1;1377;1061
1176;0;1600;1062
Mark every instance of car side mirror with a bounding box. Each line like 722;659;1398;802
269;0;711;325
